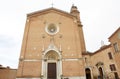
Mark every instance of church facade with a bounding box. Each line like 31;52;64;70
16;5;120;79
16;5;86;79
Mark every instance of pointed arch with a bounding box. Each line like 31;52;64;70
85;68;92;79
45;50;60;60
98;67;104;79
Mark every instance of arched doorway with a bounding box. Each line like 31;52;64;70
45;50;58;79
85;68;91;79
99;67;103;79
42;50;62;79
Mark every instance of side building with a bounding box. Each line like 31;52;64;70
109;27;120;78
83;27;120;79
83;45;118;79
0;65;17;79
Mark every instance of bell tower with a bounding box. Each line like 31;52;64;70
70;4;80;21
70;5;86;53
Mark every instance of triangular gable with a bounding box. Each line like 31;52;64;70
27;7;74;18
108;27;120;39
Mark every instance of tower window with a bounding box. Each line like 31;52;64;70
110;64;116;71
113;43;119;52
118;32;120;39
108;52;113;59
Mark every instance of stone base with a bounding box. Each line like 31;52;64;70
63;76;85;79
16;76;86;79
16;78;41;79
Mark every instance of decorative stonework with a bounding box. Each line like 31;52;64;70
96;61;104;67
45;23;59;35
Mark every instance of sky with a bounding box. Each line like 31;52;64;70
0;0;120;68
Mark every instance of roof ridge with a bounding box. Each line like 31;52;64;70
27;7;72;17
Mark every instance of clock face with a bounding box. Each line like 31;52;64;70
45;23;59;35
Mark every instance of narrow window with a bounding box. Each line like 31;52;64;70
110;64;116;71
118;32;120;39
108;52;113;59
114;72;119;79
113;43;119;52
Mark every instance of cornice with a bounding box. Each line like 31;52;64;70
27;7;75;19
92;44;112;55
108;27;120;39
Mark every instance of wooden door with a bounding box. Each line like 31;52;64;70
47;63;56;79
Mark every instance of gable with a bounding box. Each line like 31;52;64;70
108;27;120;39
27;7;75;19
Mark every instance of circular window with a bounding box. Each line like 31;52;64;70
45;23;59;35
